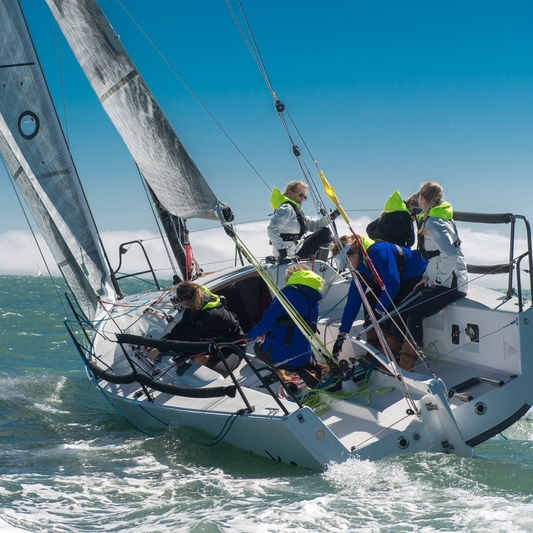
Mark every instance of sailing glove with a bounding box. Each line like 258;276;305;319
278;249;291;265
332;335;345;357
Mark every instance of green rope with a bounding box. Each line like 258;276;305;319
300;368;394;415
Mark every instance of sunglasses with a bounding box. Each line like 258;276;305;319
298;192;307;200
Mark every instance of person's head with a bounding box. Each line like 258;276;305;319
329;235;353;258
173;281;204;310
346;239;362;269
284;264;310;283
285;264;325;290
284;181;308;204
405;192;419;210
418;182;443;212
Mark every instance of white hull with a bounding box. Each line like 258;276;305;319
86;260;533;469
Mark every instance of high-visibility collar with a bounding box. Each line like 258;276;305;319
286;270;323;292
384;190;409;214
270;187;301;211
356;234;375;271
200;286;221;310
418;201;454;221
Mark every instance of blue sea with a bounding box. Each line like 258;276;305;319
2;275;533;533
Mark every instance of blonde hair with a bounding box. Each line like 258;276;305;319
284;264;324;290
284;181;307;195
419;182;444;230
173;281;204;310
284;264;310;283
329;235;352;257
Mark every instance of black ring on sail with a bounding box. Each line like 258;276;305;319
18;111;40;140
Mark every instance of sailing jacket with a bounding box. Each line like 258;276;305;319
163;287;244;343
248;270;323;367
417;202;468;292
267;187;329;256
339;242;427;333
366;190;416;248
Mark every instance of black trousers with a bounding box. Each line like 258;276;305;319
297;227;331;260
389;285;467;343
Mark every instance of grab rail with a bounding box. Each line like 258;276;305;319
454;212;532;311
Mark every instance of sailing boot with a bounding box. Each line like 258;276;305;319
384;334;403;362
365;329;380;351
398;340;423;372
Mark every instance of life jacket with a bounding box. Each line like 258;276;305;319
275;270;323;346
199;285;221;310
384;190;410;215
417;202;461;260
270;187;307;240
358;235;406;286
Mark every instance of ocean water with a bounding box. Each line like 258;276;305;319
2;275;533;533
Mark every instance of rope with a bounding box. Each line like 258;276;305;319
1;153;70;319
224;226;340;373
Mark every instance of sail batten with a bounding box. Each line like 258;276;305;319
46;0;229;221
0;0;116;319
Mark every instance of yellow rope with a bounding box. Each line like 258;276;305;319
224;226;338;369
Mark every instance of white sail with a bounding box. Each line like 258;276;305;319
0;0;117;319
46;0;230;222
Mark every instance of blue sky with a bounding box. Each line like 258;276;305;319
1;0;532;279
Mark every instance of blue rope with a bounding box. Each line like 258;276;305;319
318;293;347;320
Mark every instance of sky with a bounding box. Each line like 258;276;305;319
1;0;532;289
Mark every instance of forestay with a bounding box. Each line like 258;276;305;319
0;0;116;319
47;0;229;221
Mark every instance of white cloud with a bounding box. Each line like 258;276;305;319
0;217;529;290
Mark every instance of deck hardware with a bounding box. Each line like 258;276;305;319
523;318;529;325
397;436;409;449
441;440;455;451
465;324;480;343
474;402;487;415
425;402;439;411
412;432;421;441
452;324;460;345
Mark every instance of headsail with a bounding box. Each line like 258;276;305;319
0;0;117;319
46;0;231;222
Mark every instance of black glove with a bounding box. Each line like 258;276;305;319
332;335;346;357
330;208;340;220
278;248;291;265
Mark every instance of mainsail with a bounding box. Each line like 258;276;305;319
46;0;232;222
0;0;117;320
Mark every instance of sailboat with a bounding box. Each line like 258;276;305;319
2;0;533;469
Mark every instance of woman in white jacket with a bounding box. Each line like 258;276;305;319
387;182;468;371
267;181;334;261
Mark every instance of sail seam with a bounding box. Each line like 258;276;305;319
0;62;35;69
99;70;138;104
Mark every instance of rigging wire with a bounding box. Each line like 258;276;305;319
1;153;70;319
113;0;271;192
134;163;179;278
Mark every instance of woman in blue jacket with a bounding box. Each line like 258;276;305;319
248;265;324;388
337;236;427;358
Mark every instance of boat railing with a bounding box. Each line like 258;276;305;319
454;212;533;311
214;342;304;415
113;240;162;290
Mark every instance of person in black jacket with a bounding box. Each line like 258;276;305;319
366;190;420;248
147;281;246;377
